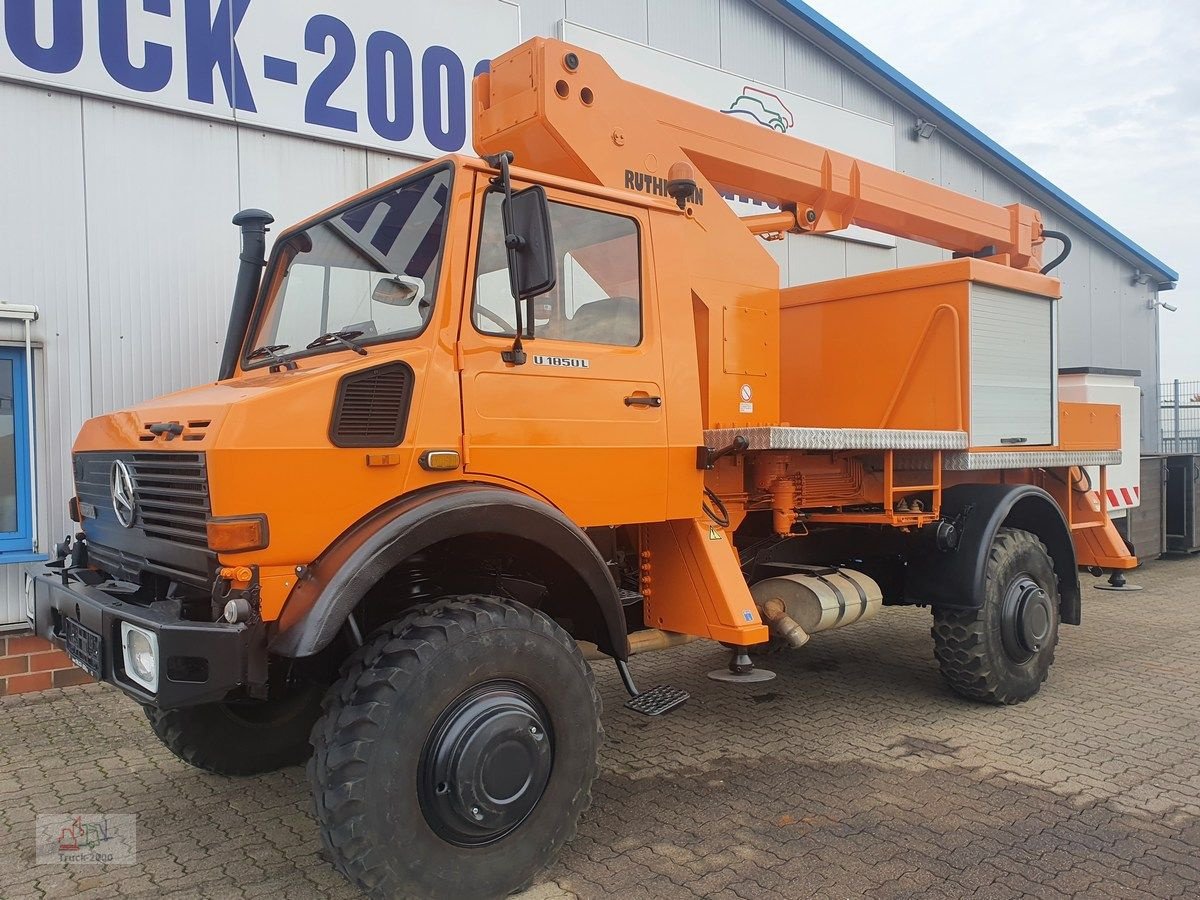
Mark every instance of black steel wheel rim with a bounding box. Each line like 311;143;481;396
1000;573;1052;663
418;680;554;847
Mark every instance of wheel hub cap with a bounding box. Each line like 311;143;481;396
1001;575;1052;662
419;682;553;846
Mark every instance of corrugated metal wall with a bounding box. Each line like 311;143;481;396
0;80;424;626
0;0;1162;624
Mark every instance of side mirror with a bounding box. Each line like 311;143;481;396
504;185;556;299
372;275;425;307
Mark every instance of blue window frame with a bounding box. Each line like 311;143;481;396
0;347;34;554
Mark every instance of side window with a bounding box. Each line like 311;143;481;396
0;346;34;556
473;193;642;347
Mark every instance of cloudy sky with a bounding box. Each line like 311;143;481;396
805;0;1198;380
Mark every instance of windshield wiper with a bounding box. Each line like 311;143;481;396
246;343;298;371
306;330;368;355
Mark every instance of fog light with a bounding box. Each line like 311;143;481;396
121;622;159;693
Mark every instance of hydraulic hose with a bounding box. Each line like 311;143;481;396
702;487;731;528
1040;229;1072;275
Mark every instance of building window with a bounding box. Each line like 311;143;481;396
0;347;34;555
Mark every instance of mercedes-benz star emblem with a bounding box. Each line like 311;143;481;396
110;460;137;528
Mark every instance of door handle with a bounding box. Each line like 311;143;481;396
625;395;663;408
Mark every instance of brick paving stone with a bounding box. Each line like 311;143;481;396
1;558;1199;898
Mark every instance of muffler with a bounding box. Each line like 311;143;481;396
751;567;882;648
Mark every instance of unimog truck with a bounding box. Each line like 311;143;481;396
34;38;1135;899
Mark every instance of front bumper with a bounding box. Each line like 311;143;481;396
33;573;266;708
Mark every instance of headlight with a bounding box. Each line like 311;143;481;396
120;623;159;693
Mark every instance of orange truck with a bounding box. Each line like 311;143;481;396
34;38;1134;899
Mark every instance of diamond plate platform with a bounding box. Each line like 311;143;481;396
703;426;968;452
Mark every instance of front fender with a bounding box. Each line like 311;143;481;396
269;483;630;658
906;483;1081;625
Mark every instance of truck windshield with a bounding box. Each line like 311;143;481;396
248;166;452;362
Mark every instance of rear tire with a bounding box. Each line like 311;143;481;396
932;527;1060;704
144;680;326;776
309;596;602;900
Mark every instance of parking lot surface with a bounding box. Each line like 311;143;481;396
2;556;1199;899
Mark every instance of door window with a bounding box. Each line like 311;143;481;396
473;193;642;347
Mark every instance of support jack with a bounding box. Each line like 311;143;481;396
1094;570;1143;592
706;648;776;683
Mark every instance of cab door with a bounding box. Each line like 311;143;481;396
458;177;668;526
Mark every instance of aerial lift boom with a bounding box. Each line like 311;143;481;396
474;39;1045;269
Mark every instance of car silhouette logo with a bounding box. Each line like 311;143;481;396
110;460;137;528
721;86;795;133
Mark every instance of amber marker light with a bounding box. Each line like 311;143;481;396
207;515;269;552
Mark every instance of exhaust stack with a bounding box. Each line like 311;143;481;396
219;208;275;381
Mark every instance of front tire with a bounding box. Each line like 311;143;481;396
144;679;326;776
310;596;602;900
932;527;1060;704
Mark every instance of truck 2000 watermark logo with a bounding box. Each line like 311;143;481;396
37;814;137;865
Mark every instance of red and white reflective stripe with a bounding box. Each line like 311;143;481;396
1094;487;1140;509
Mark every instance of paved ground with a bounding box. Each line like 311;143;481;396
2;556;1199;899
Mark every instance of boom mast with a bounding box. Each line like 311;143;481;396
475;38;1045;271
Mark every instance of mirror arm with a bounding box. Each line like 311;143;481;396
486;151;528;366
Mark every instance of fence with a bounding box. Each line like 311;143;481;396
1161;380;1200;453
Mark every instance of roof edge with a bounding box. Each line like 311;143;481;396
759;0;1179;283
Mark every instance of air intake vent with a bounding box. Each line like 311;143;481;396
330;362;413;447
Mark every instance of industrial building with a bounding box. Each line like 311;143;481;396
0;0;1178;629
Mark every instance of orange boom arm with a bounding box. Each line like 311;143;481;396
475;38;1045;271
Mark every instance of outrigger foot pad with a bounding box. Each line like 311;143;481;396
1094;571;1143;592
706;649;776;683
615;659;689;716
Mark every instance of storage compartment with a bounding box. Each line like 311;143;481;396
779;258;1060;447
1058;367;1142;513
1165;454;1200;554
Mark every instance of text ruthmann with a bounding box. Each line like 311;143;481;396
624;170;705;205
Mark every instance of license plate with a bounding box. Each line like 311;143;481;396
63;618;103;679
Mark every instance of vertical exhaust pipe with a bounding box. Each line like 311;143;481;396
219;208;275;381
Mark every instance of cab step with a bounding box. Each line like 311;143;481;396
614;659;689;716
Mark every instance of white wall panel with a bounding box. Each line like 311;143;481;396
783;35;842;105
845;241;896;277
718;0;786;86
0;84;89;624
648;0;721;65
788;235;846;285
896;239;948;268
940;141;984;199
366;152;426;188
82;101;240;414
237;130;370;252
565;0;648;42
895;123;939;181
519;0;567;38
842;78;893;123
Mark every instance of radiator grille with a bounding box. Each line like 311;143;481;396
74;451;214;586
330;362;413;447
